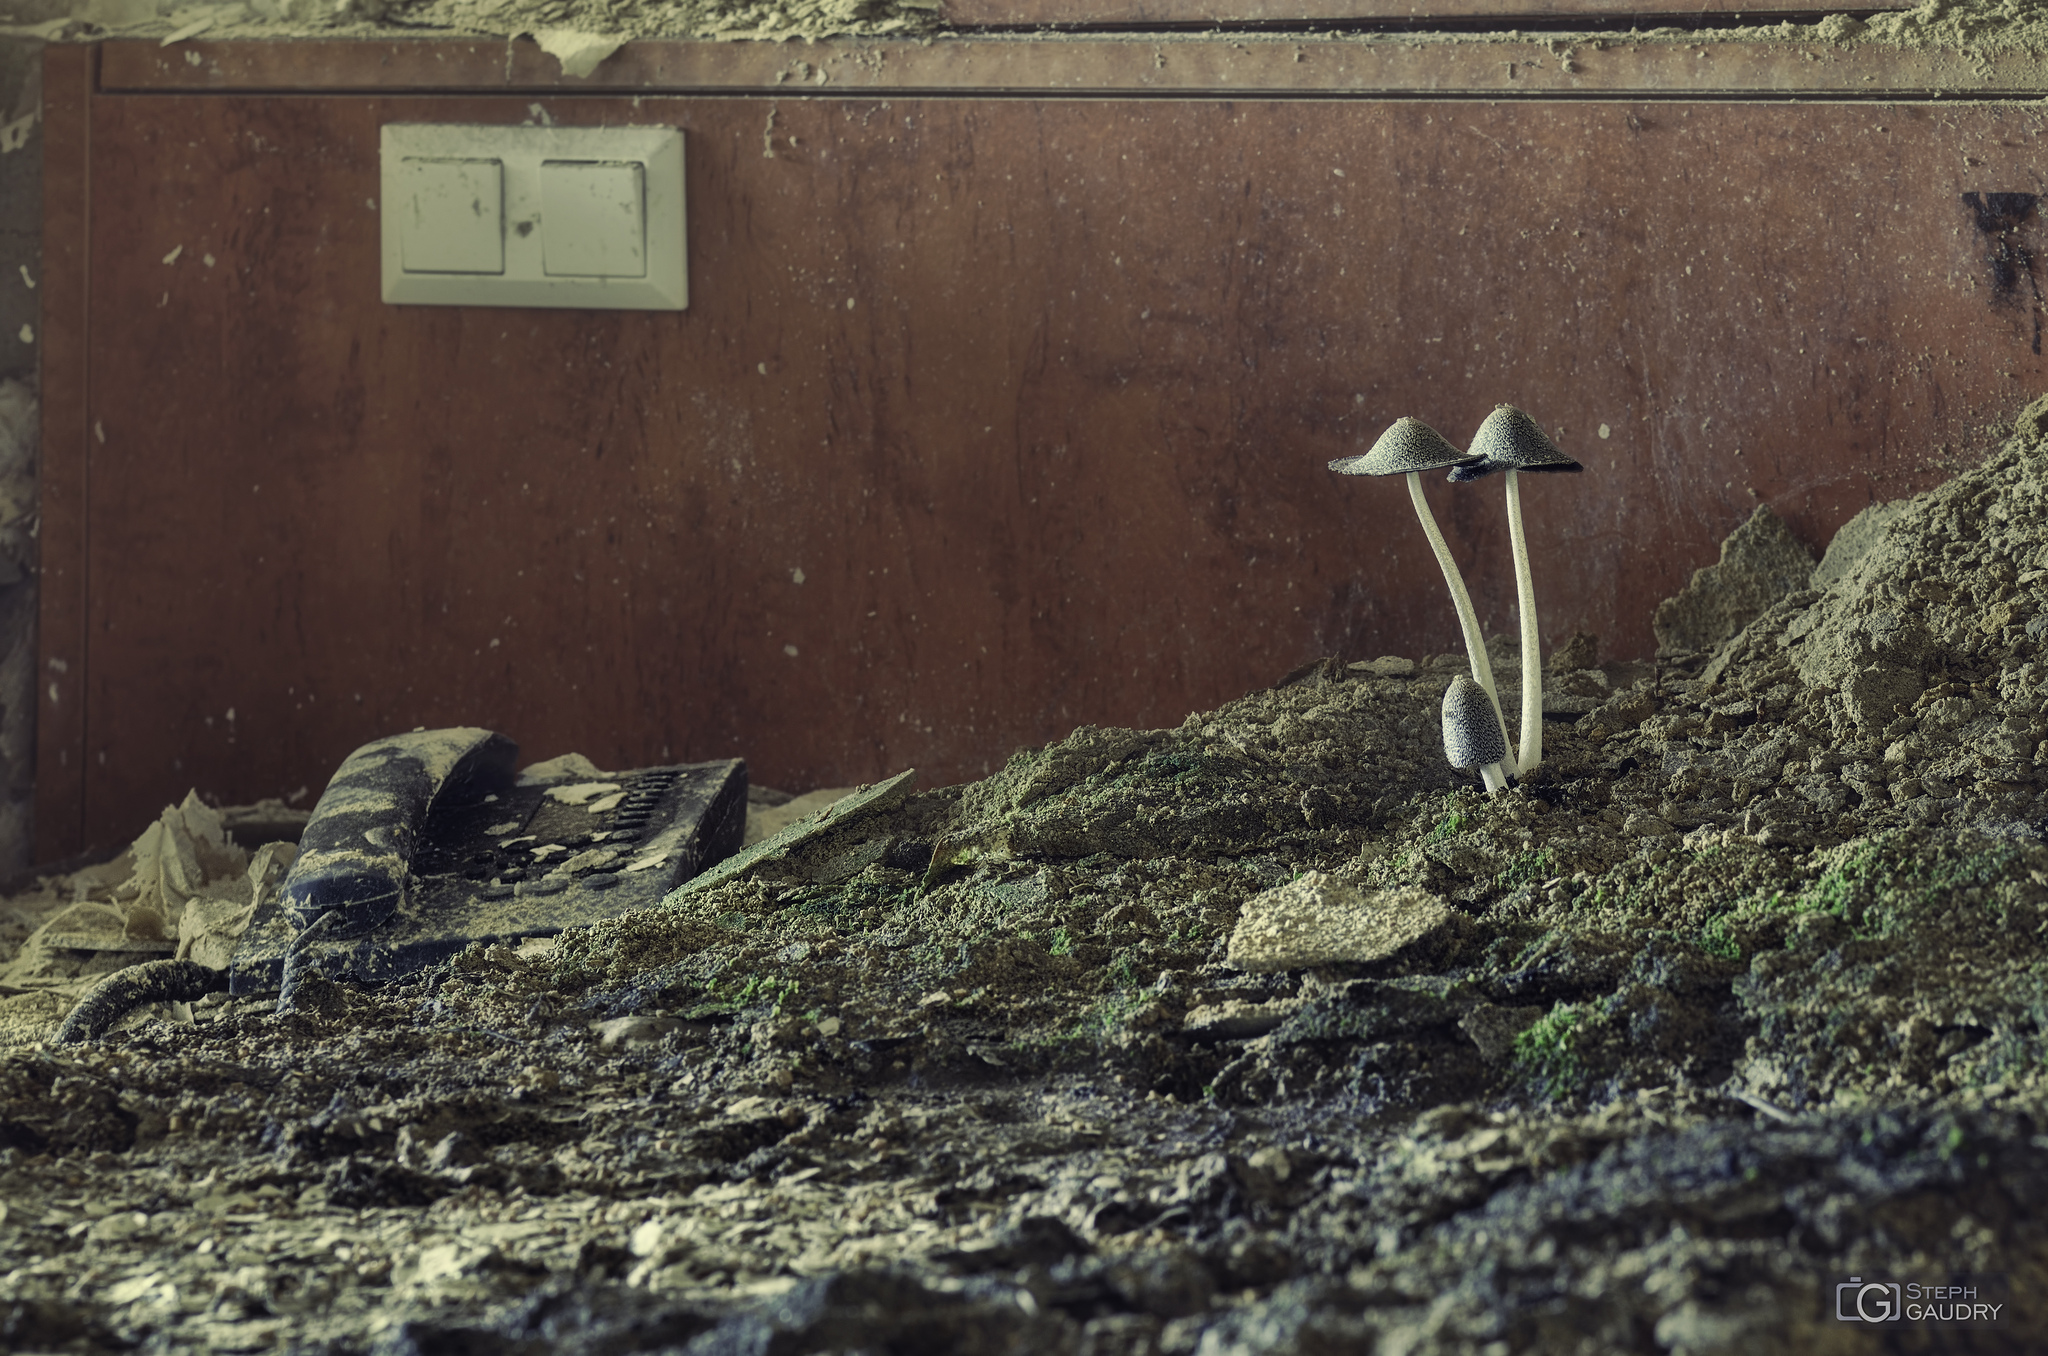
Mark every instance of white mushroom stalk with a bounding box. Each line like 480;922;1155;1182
1450;405;1585;777
1442;672;1511;796
1330;418;1513;774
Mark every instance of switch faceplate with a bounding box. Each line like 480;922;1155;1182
381;124;685;310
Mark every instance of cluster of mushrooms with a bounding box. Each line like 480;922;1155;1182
1330;406;1583;797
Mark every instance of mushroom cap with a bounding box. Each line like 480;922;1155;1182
1441;673;1508;771
1447;404;1585;482
1329;417;1482;477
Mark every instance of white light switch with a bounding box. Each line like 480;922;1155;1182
398;158;504;275
542;161;646;278
380;124;686;311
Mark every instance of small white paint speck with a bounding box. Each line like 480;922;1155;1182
1597;423;1611;440
845;297;856;309
758;362;768;375
783;644;799;657
203;253;216;268
163;245;183;266
15;324;28;345
18;266;33;289
94;421;105;444
791;567;805;584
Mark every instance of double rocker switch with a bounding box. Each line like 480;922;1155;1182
381;124;687;311
397;158;647;279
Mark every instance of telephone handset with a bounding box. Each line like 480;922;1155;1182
228;727;746;1000
280;727;519;938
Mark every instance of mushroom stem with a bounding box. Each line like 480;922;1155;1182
1478;763;1509;796
1406;471;1516;775
1505;468;1544;775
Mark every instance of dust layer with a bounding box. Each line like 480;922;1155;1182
7;399;2048;1351
22;0;942;44
22;0;2048;61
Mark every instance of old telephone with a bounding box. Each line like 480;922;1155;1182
227;727;746;1001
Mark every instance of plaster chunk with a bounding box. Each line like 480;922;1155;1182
1226;872;1451;972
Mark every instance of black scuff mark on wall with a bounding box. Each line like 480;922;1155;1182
1962;191;2043;355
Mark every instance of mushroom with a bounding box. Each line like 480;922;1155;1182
1330;417;1513;772
1449;405;1583;778
1442;672;1511;795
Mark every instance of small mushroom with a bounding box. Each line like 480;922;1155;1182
1442;672;1511;795
1331;418;1513;770
1449;405;1583;777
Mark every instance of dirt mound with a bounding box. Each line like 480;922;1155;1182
5;399;2048;1351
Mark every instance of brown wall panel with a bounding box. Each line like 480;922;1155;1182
44;81;2048;857
34;44;92;863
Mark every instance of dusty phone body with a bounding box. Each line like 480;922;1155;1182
228;728;745;997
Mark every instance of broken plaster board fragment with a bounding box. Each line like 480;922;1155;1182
534;29;626;79
545;781;624;807
518;752;607;785
664;768;916;902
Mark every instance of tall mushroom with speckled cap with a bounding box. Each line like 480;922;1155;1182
1442;672;1511;796
1330;417;1513;774
1449;404;1584;778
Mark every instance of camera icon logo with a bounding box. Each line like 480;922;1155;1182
1837;1277;1902;1322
